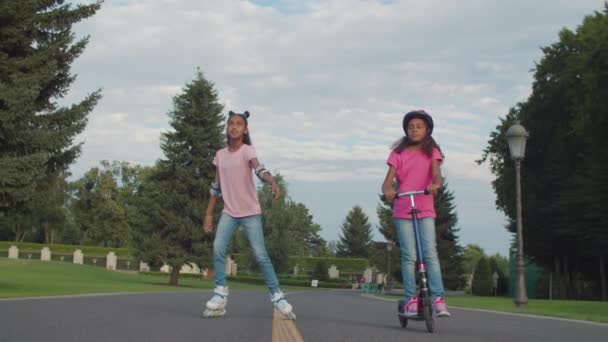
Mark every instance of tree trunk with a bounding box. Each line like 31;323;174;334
554;256;561;299
15;223;26;242
44;220;50;244
169;266;180;286
13;223;20;242
600;254;607;301
573;259;580;300
564;255;571;299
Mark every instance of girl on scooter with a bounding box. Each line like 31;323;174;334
381;109;451;318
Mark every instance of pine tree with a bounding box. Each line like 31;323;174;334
336;206;373;258
377;195;396;243
0;0;102;239
489;254;509;296
463;244;485;286
313;259;329;281
472;256;493;296
132;71;225;286
257;174;327;272
434;180;466;290
258;175;290;273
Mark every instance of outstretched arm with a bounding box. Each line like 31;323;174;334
250;158;281;200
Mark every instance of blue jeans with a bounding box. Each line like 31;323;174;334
394;217;445;300
213;213;280;294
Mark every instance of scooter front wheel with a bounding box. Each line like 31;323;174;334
398;316;408;328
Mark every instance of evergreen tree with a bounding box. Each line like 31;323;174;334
377;195;396;243
377;193;399;280
0;0;102;239
472;256;493;296
258;175;290;273
489;254;510;296
313;259;329;281
326;240;338;256
132;71;225;286
434;180;466;290
336;206;373;258
24;172;70;244
478;5;608;299
257;174;327;272
462;244;486;283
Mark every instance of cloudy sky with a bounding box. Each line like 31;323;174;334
65;0;604;256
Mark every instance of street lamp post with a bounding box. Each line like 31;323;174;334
506;121;529;308
386;242;393;293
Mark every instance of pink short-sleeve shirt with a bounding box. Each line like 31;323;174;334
387;147;443;219
213;144;262;217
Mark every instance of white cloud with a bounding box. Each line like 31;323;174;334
64;0;603;254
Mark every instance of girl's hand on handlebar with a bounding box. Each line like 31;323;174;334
384;189;397;202
426;183;440;196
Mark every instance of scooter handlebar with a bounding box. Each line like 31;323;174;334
396;190;429;198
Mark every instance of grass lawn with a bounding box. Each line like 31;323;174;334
380;293;608;323
0;258;267;298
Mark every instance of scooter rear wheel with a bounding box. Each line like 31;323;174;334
423;299;434;333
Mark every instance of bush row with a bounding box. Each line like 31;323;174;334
231;254;368;273
139;272;350;289
1;241;369;275
227;275;350;289
291;256;368;273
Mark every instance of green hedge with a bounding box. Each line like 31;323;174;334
227;275;350;289
1;241;368;275
139;272;350;289
0;241;131;257
291;256;368;273
231;254;368;274
141;272;204;279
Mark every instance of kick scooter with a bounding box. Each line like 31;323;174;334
396;190;435;333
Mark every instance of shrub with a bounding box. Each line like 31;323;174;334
472;256;493;296
313;259;329;281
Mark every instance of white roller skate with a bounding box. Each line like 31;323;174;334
203;286;228;318
271;290;296;320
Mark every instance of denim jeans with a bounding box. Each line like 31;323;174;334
394;217;445;300
213;213;279;294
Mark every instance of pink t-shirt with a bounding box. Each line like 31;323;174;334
213;144;262;217
387;147;443;219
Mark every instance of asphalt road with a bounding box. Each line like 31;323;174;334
1;289;606;342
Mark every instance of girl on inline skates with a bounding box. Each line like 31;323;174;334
202;110;296;319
